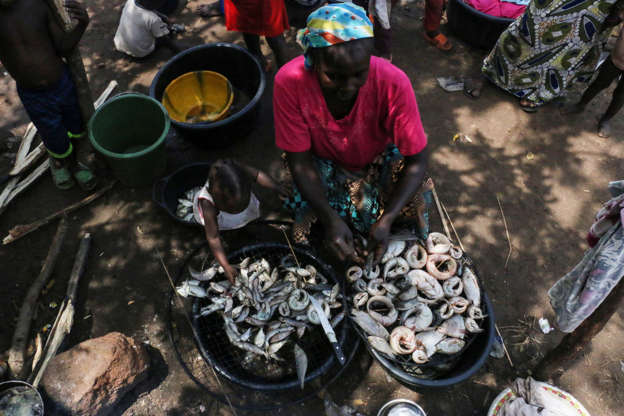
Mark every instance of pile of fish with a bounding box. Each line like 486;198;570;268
176;255;344;386
175;186;201;222
348;232;485;365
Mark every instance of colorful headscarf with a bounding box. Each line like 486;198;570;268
296;3;374;69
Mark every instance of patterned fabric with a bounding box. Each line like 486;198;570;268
587;180;624;246
548;180;624;333
16;66;83;157
482;0;620;106
296;2;374;69
282;145;432;243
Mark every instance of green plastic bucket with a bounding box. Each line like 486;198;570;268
88;93;170;187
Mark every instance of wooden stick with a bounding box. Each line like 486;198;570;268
3;181;115;245
534;279;624;380
440;201;465;252
495;324;514;368
431;185;452;240
0;177;19;208
12;123;37;170
31;233;91;387
9;143;45;177
8;217;68;379
496;195;513;269
1;161;50;212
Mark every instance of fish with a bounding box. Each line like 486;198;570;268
368;336;396;358
176;280;207;298
407;270;444;300
404;243;427;269
351;309;390;339
402;302;433;332
426;232;451;254
294;343;308;390
462;267;481;307
381;240;406;263
414;330;445;357
436;337;465;354
437;315;466;339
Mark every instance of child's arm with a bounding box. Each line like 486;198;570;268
238;163;289;198
47;0;90;56
200;199;237;284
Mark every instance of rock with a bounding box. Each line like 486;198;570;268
41;332;150;416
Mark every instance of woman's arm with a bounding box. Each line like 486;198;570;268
200;199;237;284
368;148;428;262
286;151;357;261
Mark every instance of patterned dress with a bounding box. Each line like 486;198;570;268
482;0;621;105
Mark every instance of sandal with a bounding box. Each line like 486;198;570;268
519;99;539;113
423;32;452;52
49;158;75;190
72;162;97;191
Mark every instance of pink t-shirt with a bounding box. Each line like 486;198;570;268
274;56;427;172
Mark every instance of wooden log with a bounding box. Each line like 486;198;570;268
0;161;50;213
534;279;624;380
12;123;37;171
31;233;91;387
46;0;94;125
2;181;115;245
9;143;45;177
8;217;68;379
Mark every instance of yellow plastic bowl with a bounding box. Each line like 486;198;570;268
161;70;234;124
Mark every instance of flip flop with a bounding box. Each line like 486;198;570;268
519;99;539;113
49;158;75;190
423;32;452;52
73;162;97;191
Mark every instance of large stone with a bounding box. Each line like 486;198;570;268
41;332;150;416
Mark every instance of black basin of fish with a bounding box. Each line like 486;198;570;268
447;0;514;50
149;43;266;148
371;292;495;389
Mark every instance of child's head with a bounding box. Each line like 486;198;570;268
208;159;252;213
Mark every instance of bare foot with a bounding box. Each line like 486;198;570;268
463;77;484;99
598;118;611;138
560;102;585;115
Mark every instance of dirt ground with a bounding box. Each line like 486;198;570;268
1;0;623;415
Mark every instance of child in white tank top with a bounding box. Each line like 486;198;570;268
194;159;285;283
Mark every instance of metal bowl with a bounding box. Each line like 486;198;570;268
0;380;44;416
378;399;427;416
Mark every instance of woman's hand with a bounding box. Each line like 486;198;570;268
326;216;357;262
368;216;392;264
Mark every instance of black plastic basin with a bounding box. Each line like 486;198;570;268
372;292;496;389
447;0;515;50
149;43;266;148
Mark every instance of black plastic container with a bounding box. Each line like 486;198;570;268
447;0;514;50
152;162;212;226
371;292;495;388
149;43;266;148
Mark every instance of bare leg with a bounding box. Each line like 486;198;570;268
561;58;621;114
243;33;269;71
598;77;624;137
266;35;288;68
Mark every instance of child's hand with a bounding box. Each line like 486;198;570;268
224;264;238;285
65;0;89;26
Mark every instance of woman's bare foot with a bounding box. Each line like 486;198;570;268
598;118;612;138
463;77;484;99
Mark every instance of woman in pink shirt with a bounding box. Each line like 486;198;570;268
274;3;430;264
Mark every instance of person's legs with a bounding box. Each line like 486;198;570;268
17;82;76;190
424;0;451;51
374;21;392;60
59;70;97;190
266;34;288;68
598;75;624;137
562;58;621;114
243;33;269;71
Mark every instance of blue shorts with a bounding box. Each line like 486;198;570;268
16;67;84;157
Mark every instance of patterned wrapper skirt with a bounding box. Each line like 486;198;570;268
282;145;433;244
481;0;619;106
